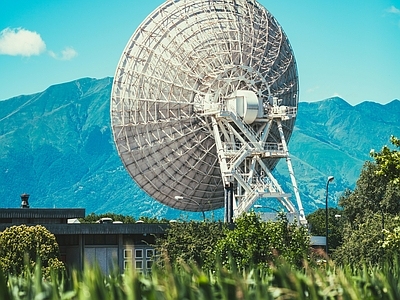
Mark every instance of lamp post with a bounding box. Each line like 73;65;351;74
325;176;334;255
381;207;385;241
174;196;206;220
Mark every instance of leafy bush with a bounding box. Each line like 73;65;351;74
0;224;65;276
80;212;169;223
156;220;227;270
216;212;311;271
156;213;310;272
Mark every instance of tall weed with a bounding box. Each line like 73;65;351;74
2;259;400;299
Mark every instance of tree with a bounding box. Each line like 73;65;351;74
0;225;65;276
371;135;400;184
154;213;312;272
339;161;400;225
307;207;344;252
155;220;227;270
334;136;400;267
215;212;311;271
382;216;400;258
333;213;396;267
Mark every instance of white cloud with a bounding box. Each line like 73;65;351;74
387;5;400;14
48;47;78;60
0;27;46;56
61;47;78;60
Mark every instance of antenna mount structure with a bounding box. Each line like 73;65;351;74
111;0;306;225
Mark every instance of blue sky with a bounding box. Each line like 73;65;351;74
1;0;399;105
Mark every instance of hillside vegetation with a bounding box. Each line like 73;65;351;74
0;77;399;217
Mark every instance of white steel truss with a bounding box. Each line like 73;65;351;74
202;93;306;225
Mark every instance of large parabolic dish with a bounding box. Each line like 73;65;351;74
111;0;306;224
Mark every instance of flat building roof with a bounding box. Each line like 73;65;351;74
0;208;85;219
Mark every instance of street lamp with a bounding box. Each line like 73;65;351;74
325;176;334;255
174;196;206;220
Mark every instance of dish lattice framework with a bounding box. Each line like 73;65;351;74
111;0;306;224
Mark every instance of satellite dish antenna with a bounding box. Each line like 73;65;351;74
111;0;306;224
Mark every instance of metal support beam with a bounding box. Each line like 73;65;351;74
224;183;234;223
276;120;306;225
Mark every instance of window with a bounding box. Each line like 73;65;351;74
135;260;143;269
129;247;155;273
124;249;132;259
135;249;143;259
124;260;131;270
146;260;153;269
146;249;154;259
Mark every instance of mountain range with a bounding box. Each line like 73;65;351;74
1;77;399;219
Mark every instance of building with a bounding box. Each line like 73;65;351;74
1;194;326;273
0;194;167;274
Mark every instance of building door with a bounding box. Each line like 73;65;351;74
85;247;118;274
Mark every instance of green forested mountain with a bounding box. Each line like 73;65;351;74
277;97;400;211
0;77;399;217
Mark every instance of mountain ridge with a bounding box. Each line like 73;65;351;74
1;78;399;218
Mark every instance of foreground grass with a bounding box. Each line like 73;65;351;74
2;260;400;300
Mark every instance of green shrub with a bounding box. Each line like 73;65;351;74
0;225;65;277
216;212;311;271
